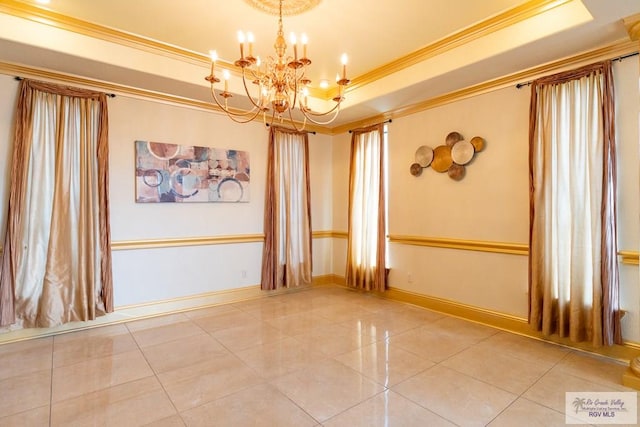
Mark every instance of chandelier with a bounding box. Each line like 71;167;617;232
205;0;350;131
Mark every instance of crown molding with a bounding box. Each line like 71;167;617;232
0;36;635;137
0;0;205;64
0;61;331;135
0;0;331;99
0;0;570;104
330;39;638;134
625;13;640;41
330;0;573;99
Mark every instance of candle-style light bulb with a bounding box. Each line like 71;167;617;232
209;50;218;75
290;32;298;60
341;53;348;79
223;69;230;92
238;31;245;58
301;33;308;58
247;32;254;57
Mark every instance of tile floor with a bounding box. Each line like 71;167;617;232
0;286;635;426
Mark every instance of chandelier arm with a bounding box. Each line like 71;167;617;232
206;0;349;127
290;75;299;110
246;66;267;82
300;99;342;117
284;106;307;132
208;87;266;122
209;86;262;118
241;68;270;111
223;105;266;124
300;104;341;125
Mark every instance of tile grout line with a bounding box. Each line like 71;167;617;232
123;320;184;424
483;347;577;425
5;287;632;425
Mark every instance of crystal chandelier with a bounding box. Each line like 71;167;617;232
205;0;350;131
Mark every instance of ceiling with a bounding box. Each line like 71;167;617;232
0;0;638;130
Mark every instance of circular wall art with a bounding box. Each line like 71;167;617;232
431;145;453;173
445;131;463;146
148;141;179;160
217;177;244;202
451;140;474;165
470;136;485;152
409;131;486;180
448;163;465;181
415;145;434;168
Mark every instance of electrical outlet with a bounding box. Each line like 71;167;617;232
241;270;247;279
407;272;413;283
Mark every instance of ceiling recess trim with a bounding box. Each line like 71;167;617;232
2;39;635;136
0;0;571;102
329;40;638;134
625;13;640;41
0;0;206;65
0;60;328;134
335;0;573;98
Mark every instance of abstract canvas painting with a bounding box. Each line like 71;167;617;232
135;140;250;203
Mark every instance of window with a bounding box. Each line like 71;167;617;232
528;61;620;346
345;123;387;291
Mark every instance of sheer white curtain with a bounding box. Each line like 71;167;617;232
261;126;312;290
0;80;113;328
346;124;386;291
529;61;620;346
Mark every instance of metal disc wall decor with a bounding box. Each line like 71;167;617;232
445;131;463;146
470;136;485;152
408;131;486;181
415;145;434;167
431;145;453;172
448;163;465;181
451;140;474;165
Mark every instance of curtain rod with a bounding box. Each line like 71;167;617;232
515;51;639;89
264;123;316;134
14;76;117;97
349;118;392;133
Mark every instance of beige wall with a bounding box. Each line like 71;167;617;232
0;56;638;343
0;77;335;307
330;58;640;342
387;84;530;317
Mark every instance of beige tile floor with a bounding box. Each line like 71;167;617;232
0;286;635;426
